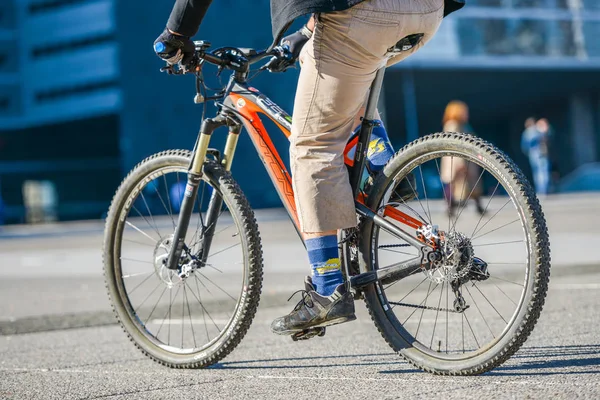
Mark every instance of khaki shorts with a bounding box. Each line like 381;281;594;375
290;0;444;233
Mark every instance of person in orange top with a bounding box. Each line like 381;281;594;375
440;101;485;216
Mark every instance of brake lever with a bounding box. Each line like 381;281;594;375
160;63;184;75
264;45;295;73
160;59;203;75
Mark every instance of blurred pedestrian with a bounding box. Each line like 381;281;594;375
521;117;550;195
440;101;485;216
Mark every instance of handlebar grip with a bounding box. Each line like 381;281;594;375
154;41;183;65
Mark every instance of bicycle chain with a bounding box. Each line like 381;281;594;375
389;301;460;314
378;244;411;249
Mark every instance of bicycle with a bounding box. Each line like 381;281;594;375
103;39;550;375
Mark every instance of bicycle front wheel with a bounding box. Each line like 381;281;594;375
103;150;263;368
360;133;550;375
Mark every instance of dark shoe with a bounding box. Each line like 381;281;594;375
270;277;356;335
364;172;416;203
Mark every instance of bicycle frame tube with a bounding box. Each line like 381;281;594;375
223;83;301;236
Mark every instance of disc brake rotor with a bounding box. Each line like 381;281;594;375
425;231;474;284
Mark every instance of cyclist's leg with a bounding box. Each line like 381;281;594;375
272;0;444;335
291;1;443;233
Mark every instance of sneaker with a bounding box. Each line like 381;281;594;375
270;277;356;335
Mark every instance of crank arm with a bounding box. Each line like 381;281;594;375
350;257;422;289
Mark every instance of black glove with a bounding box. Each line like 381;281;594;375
268;25;312;72
153;28;195;66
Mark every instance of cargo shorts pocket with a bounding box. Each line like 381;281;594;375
347;10;401;57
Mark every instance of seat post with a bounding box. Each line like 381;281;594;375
349;67;387;197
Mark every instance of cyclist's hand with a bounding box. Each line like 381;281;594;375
282;25;312;59
153;28;195;66
268;25;312;72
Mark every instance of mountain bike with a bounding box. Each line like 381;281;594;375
103;40;550;375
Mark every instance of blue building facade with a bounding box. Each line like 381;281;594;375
0;0;599;222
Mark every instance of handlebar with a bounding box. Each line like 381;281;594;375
157;40;293;77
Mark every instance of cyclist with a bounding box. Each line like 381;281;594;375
155;0;465;337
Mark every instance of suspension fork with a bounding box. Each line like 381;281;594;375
166;112;241;270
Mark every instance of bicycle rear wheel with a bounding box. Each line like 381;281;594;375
104;150;263;368
360;133;550;375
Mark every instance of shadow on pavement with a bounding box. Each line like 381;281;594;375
489;344;600;376
213;352;418;370
377;344;600;376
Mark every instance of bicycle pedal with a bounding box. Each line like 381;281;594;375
291;327;326;341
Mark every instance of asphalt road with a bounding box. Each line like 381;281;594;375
0;194;599;399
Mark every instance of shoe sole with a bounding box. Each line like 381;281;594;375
271;314;357;336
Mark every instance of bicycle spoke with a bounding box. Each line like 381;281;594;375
203;201;226;235
145;287;168;325
197;272;238;302
488;262;525;265
140;192;162;238
122;271;154;279
194;274;210;342
153;179;175;230
418;165;433;224
134;280;163;314
187;279;222;332
446;279;449;354
402;281;438;325
470;181;500;238
451;163;486;233
481;273;524;287
462;313;465;353
206;242;241;260
191;223;235;251
123;239;156;248
387;275;427;301
156;286;180;339
181;284;185;348
473;283;508;324
404;172;431;226
470;199;512;239
430;281;445;349
121;257;153;265
127;270;156;295
204;264;224;273
463;311;480;349
472;219;520;241
435;158;450;214
126;221;158;244
184;285;198;349
491;282;518;306
415;283;430;339
473;240;524;247
391;190;429;225
464;285;495;339
163;174;175;230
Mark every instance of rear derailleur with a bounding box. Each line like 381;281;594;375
450;257;491;313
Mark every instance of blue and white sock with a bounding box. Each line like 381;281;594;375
306;235;343;297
